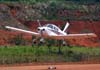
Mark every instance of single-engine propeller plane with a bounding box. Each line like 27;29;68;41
5;20;97;40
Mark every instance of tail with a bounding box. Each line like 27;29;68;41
63;22;70;32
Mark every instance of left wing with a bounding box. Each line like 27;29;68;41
49;33;97;40
5;26;40;36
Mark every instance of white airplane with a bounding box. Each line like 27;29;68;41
5;21;97;40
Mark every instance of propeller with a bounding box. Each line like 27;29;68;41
37;19;45;36
37;20;42;27
37;20;45;44
37;20;43;36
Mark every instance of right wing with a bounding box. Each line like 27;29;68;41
5;26;40;36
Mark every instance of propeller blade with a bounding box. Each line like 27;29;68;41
37;20;42;27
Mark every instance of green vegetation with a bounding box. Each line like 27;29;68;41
0;0;100;4
10;34;27;45
0;46;100;64
0;0;100;20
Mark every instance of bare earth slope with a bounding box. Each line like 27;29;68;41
0;3;100;47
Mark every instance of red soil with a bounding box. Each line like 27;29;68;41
1;64;100;70
0;30;32;46
0;20;100;47
22;20;100;47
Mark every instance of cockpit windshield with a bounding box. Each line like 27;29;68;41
47;24;53;29
44;24;59;31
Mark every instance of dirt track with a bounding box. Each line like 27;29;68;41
0;64;100;70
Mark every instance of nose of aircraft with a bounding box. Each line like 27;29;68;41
38;27;45;31
38;27;46;36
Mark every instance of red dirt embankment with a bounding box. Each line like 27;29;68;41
22;20;100;47
0;30;32;46
0;20;100;47
0;4;100;47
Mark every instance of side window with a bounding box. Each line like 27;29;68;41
54;27;58;31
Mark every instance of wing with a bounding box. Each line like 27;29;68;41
5;26;40;36
49;33;97;40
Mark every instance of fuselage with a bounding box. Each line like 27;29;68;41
38;24;67;36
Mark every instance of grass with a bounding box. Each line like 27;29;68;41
0;46;100;64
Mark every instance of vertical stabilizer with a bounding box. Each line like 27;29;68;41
63;22;70;32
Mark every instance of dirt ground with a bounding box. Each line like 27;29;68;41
0;64;100;70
